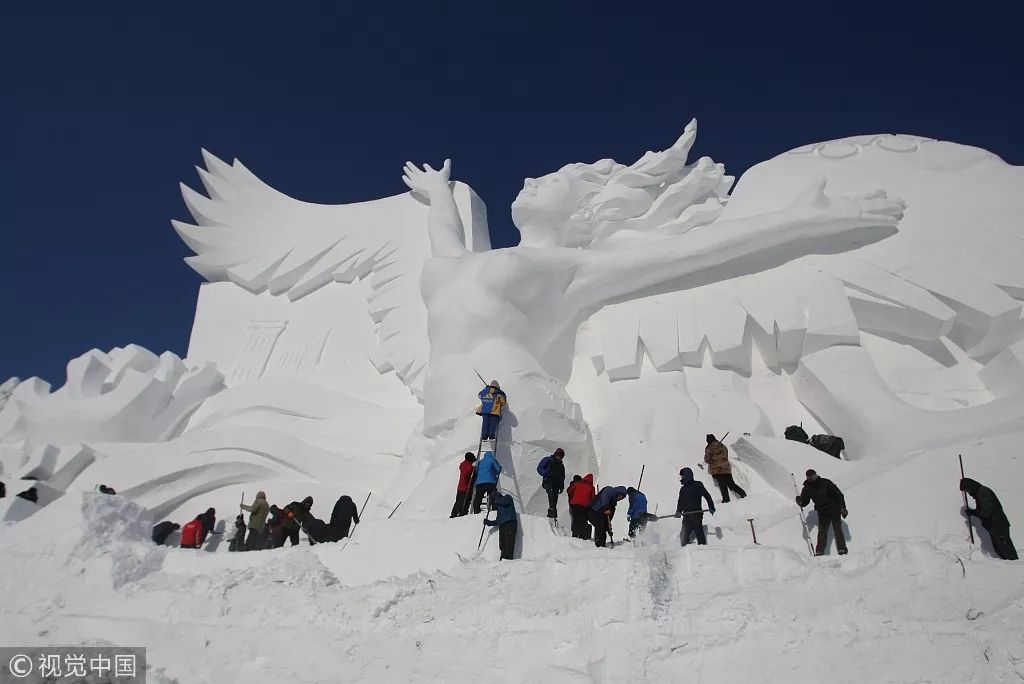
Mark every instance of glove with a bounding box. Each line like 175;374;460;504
675;512;682;518
794;497;803;507
841;508;848;519
964;507;976;517
709;509;716;516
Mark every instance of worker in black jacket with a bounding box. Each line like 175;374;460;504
273;497;313;548
796;469;848;555
151;521;180;545
675;467;716;546
961;478;1017;560
541;448;567;519
329;495;361;541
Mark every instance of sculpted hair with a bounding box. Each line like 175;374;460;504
555;120;735;248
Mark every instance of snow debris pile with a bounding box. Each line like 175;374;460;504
69;494;166;590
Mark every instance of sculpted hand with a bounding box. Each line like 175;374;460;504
789;175;905;234
402;159;452;200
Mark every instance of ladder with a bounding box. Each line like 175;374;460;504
474;437;497;551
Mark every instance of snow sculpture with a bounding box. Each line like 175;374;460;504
570;133;1024;514
0;377;19;411
397;121;904;513
170;123;1023;519
0;346;223;521
175;149;489;399
0;345;223;449
5;123;1024;684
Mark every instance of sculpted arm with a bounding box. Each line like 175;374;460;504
403;160;469;258
569;178;904;307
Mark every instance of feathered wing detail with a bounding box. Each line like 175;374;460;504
173;150;486;398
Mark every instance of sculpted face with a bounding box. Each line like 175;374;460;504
511;171;578;247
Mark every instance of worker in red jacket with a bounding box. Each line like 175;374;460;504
567;473;596;539
450;452;477;518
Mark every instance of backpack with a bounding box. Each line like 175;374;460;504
810;434;845;458
537;456;552;477
180;519;202;548
784;425;810;443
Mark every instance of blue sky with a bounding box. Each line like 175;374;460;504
7;2;1023;386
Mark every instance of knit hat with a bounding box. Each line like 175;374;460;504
679;467;694;482
805;469;818;479
706;434;716;444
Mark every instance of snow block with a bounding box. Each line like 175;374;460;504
597;306;642;381
979;339;1024;398
824;257;955;340
732;435;853;499
637;301;681;371
2;481;63;522
699;299;750;374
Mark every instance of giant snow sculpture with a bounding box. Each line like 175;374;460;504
174;121;922;516
4;121;1020;523
2;122;1023;684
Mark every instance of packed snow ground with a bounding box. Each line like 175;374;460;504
2;434;1021;683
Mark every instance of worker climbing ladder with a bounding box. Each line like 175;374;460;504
467;370;504;519
458;435;497;517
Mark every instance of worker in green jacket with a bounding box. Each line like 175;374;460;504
240;491;270;551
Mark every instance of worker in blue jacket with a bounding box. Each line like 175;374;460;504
483;493;518;560
476;381;507;442
588;485;628;548
472;451;502;514
626;487;650;538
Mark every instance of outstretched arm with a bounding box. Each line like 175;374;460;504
568;178;904;307
402;160;469;259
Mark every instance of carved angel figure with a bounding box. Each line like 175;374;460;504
174;120;904;513
403;121;902;469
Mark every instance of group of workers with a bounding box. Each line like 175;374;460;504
150;491;363;551
450;432;755;555
457;381;1017;561
0;379;1016;565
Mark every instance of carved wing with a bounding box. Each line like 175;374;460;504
173;150;488;398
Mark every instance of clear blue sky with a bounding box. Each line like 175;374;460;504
7;2;1023;386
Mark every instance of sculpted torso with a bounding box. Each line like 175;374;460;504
422;249;576;356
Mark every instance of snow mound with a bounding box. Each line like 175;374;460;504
69;494;165;590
